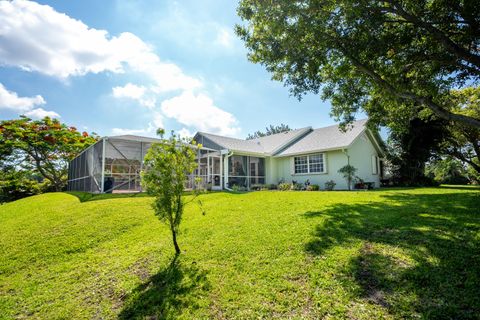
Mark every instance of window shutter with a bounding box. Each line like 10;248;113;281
290;157;295;175
372;155;378;174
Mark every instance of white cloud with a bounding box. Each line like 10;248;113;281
161;91;240;136
112;83;146;99
152;111;164;129
0;0;201;92
112;82;156;108
215;28;234;48
0;83;59;118
177;128;194;138
24;108;60;119
0;83;45;112
111;127;151;136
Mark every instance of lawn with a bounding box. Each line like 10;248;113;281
0;187;479;319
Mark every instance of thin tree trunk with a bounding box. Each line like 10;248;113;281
172;229;181;254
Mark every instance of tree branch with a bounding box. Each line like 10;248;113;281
382;0;480;69
342;51;480;129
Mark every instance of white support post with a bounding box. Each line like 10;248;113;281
219;153;223;189
100;137;106;193
223;152;229;189
207;154;210;185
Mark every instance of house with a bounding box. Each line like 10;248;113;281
67;119;385;193
193;119;385;190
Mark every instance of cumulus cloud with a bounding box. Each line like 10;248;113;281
112;82;156;108
24;108;60;119
0;0;201;92
112;83;146;100
177;128;194;138
0;1;241;134
0;83;45;112
0;83;59;118
161;91;239;136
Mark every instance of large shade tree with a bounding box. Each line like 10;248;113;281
236;0;480;129
0;116;97;191
439;87;480;173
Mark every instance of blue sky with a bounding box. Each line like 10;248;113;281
0;0;361;139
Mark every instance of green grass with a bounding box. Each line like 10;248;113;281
1;187;479;319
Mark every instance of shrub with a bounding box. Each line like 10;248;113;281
278;182;291;191
251;184;265;191
232;184;247;192
325;180;336;191
0;171;42;203
291;183;304;191
267;184;277;190
306;184;320;191
338;165;357;190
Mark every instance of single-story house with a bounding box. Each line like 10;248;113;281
67;119;385;193
193;118;385;190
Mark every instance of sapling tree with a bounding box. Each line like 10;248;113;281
141;129;203;255
338;165;357;191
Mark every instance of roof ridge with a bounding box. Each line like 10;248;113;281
248;126;312;142
312;118;368;131
198;131;251;142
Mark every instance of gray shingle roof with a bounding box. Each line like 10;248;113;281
196;127;312;155
274;119;368;157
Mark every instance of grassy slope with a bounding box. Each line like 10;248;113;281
0;187;479;319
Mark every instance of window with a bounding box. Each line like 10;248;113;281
294;156;308;174
309;154;324;173
294;154;325;174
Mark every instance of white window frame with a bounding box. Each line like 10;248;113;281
292;153;326;175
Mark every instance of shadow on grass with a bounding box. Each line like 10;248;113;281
304;191;480;318
438;184;480;191
66;191;150;202
67;190;223;203
118;254;209;320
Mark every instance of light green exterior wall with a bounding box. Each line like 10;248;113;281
264;132;381;190
347;132;381;188
269;150;350;189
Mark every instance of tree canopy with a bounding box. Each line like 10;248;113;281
439;86;480;173
0;116;97;191
236;0;480;129
246;123;292;139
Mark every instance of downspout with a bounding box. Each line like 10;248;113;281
342;148;350;165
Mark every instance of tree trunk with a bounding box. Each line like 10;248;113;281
172;229;181;254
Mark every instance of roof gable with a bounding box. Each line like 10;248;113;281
192;119;379;157
274;119;368;157
194;127;312;155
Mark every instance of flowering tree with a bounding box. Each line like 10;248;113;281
0;116;97;191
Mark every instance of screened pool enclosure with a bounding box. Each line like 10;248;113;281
67;135;246;193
